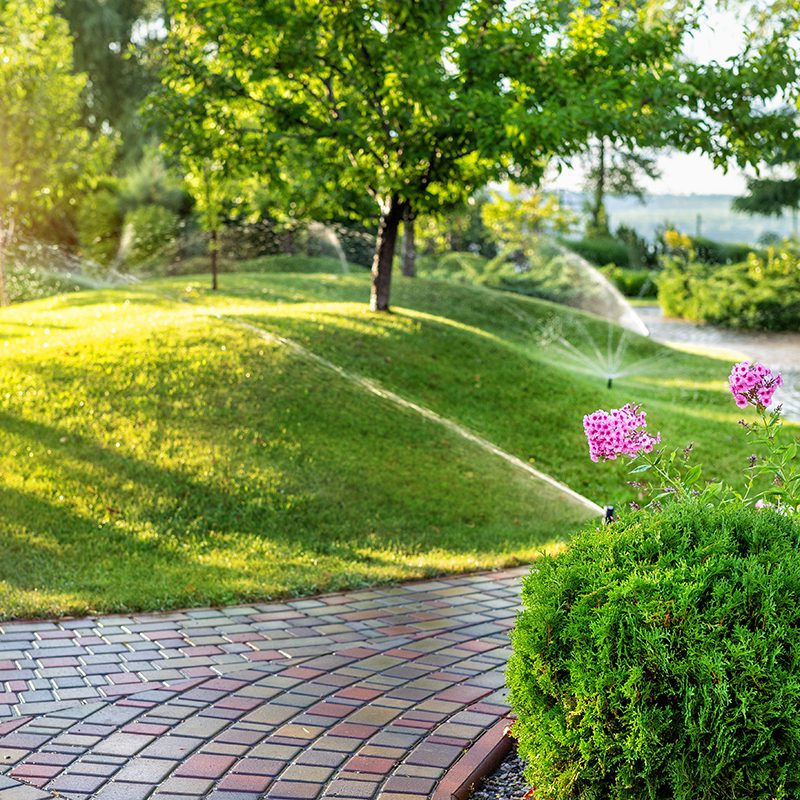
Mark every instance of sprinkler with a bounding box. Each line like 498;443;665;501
604;506;615;525
607;376;613;390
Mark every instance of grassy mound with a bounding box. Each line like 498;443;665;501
165;271;759;503
0;266;767;618
0;284;590;619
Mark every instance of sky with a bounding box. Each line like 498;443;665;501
550;5;761;196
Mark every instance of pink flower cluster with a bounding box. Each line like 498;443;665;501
583;403;661;463
729;361;783;409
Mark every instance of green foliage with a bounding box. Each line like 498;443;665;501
0;0;102;230
119;147;192;216
416;252;492;282
689;235;759;265
155;0;799;308
563;236;630;268
734;175;800;219
482;185;576;249
417;194;497;259
509;502;800;800
76;188;123;267
616;225;658;269
599;265;657;297
416;246;599;307
124;205;181;267
59;0;161;163
658;248;800;331
3;264;91;304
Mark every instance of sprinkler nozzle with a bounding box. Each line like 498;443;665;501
607;376;613;390
604;506;615;525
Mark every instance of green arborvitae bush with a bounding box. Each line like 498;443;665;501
689;236;760;265
562;236;630;268
508;502;800;800
599;265;657;297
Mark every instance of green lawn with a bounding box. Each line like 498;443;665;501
0;266;766;618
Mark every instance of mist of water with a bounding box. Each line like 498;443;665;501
500;238;665;388
307;222;351;274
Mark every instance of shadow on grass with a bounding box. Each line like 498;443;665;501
0;395;570;616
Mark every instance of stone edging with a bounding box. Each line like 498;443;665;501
434;717;515;799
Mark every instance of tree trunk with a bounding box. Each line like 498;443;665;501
0;218;14;307
210;227;219;291
590;137;609;236
0;234;7;308
370;196;405;312
401;210;416;278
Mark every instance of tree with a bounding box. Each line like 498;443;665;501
583;138;660;236
733;139;800;237
60;0;164;164
183;160;238;290
159;0;799;311
482;185;576;251
0;0;99;305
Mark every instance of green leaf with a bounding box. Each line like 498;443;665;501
684;465;702;486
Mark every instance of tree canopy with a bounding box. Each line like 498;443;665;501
158;0;799;309
0;0;104;302
60;0;163;163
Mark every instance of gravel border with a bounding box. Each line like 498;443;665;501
470;750;531;799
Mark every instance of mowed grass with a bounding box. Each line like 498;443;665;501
162;271;763;504
1;265;774;619
0;284;592;619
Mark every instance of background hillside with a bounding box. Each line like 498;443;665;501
558;192;795;244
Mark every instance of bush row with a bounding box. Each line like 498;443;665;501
658;251;800;331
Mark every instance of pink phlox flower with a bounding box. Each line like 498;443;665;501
729;361;782;409
583;403;661;463
755;498;795;515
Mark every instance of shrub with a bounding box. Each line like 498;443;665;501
562;236;630;268
657;252;800;331
123;205;181;268
76;188;123;268
4;264;89;303
416;251;491;281
508;502;800;800
689;235;759;265
615;225;658;269
599;265;657;297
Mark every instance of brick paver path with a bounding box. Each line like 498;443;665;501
0;568;525;799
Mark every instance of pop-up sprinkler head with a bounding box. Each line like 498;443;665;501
604;506;615;525
607;376;613;390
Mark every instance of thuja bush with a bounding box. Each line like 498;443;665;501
510;361;800;798
657;242;800;332
508;502;800;800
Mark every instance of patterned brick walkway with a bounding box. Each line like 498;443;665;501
0;568;525;799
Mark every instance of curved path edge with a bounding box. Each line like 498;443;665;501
0;568;528;799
